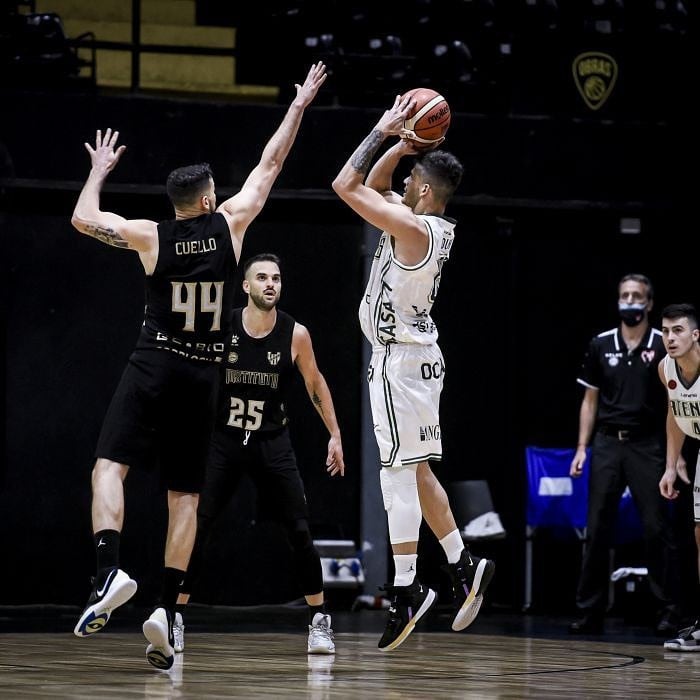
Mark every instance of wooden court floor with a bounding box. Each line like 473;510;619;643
0;628;698;699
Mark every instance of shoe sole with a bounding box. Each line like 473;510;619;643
664;643;700;652
143;618;174;670
452;559;495;632
379;588;437;652
73;577;138;637
307;644;336;655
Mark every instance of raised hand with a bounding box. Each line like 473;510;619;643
84;128;126;175
376;93;416;137
294;61;328;107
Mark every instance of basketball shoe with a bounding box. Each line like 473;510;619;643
443;548;495;631
73;567;137;637
307;613;335;654
173;612;185;653
378;580;437;651
143;607;175;670
664;621;700;652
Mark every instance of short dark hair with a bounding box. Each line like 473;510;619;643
661;303;698;329
166;163;213;207
243;253;282;278
415;150;463;202
618;273;654;301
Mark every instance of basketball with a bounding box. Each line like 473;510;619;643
401;88;451;148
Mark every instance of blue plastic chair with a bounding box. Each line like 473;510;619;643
524;446;589;609
524;445;644;610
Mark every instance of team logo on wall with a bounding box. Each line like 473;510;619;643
572;51;618;110
228;352;238;364
267;351;281;366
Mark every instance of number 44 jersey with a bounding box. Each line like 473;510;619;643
139;212;237;363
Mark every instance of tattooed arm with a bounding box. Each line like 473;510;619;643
292;322;345;477
331;94;425;242
72;128;157;257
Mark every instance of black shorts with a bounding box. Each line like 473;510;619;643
199;426;309;523
96;349;220;493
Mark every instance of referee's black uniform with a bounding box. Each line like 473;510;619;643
575;325;680;624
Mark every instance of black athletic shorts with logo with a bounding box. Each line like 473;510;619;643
96;349;220;493
198;426;310;523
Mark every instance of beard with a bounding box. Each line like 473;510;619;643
250;291;278;310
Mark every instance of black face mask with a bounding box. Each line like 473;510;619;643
618;302;647;327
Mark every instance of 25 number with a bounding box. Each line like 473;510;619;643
227;398;264;431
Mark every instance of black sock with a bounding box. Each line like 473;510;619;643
94;529;120;572
308;603;326;625
160;567;186;614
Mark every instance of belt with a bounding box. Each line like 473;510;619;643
597;425;648;441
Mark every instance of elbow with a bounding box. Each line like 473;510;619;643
71;214;87;234
331;177;347;197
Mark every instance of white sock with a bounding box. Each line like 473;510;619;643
393;554;418;587
439;529;464;564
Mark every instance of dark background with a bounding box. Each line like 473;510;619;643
2;0;697;615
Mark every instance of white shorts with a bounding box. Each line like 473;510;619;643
367;343;444;468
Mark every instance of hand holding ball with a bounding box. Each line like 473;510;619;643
401;88;451;149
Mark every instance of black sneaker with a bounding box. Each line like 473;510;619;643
442;548;495;631
73;567;138;637
143;607;175;670
377;580;437;651
568;610;605;634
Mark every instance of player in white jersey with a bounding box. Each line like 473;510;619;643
333;93;495;651
658;303;700;651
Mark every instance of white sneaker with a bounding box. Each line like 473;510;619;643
143;607;175;670
307;613;335;654
74;568;137;637
173;612;185;653
664;621;700;652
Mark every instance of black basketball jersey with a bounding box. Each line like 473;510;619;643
576;325;666;431
218;308;296;432
137;212;236;362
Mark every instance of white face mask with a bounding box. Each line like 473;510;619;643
618;302;647;327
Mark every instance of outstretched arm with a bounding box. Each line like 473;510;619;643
332;93;422;238
71;129;156;254
218;62;327;253
292;323;345;477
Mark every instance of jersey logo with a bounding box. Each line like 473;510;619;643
228;352;238;364
267;351;281;366
641;349;656;365
608;356;619;367
668;379;677;390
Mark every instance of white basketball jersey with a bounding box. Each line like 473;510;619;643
662;354;700;439
359;215;455;347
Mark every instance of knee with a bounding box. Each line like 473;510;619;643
92;458;127;488
380;465;418;512
287;519;314;553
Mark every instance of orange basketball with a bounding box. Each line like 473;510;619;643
401;88;451;148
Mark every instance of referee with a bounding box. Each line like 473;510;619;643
568;273;681;635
